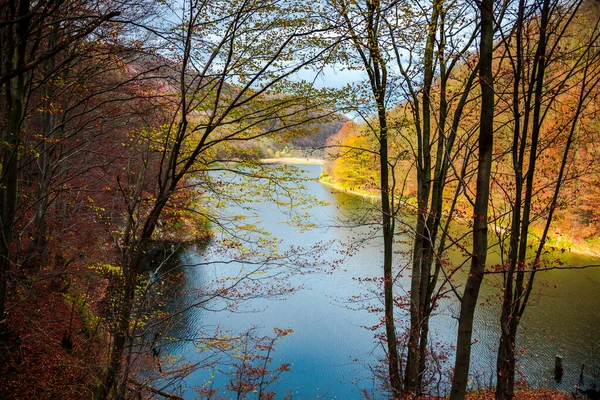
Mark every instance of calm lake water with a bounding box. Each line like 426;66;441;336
157;164;600;399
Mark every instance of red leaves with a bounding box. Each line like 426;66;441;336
464;389;572;399
217;327;294;399
1;279;106;399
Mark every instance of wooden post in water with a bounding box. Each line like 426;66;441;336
555;355;564;382
580;363;585;384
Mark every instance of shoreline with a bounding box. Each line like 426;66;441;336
319;176;600;260
320;180;382;201
260;157;325;165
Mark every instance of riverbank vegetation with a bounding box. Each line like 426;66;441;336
1;0;599;399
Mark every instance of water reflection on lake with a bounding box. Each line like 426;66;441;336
159;164;600;399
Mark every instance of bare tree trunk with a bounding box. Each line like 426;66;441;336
450;0;494;396
367;2;402;391
336;0;403;393
406;2;440;392
96;183;171;398
494;1;600;397
380;108;402;396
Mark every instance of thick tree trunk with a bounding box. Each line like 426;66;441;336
450;0;494;397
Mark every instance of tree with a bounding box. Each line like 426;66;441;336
325;0;495;394
490;0;600;397
93;0;340;397
326;0;405;395
450;0;495;396
0;0;122;332
386;0;483;393
326;121;380;189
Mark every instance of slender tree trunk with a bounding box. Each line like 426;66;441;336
371;31;402;400
24;28;57;270
341;0;403;394
417;310;430;390
496;1;552;396
380;113;402;395
450;0;494;397
406;2;441;392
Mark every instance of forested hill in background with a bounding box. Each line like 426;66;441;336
290;116;349;152
133;55;349;160
323;0;600;256
251;112;348;159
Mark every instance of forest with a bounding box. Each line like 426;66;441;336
1;0;600;399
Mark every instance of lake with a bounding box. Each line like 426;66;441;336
155;164;600;399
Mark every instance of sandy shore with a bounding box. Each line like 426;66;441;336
260;157;325;165
319;180;381;200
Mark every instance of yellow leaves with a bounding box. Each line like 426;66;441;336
331;134;378;190
91;263;122;275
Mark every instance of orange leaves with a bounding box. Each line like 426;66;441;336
273;327;293;337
